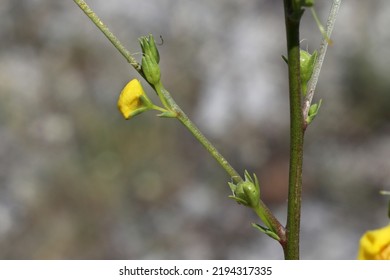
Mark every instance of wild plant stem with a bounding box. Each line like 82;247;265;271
73;0;286;243
153;83;242;182
158;85;286;241
303;0;341;123
73;0;141;72
283;0;305;260
73;0;242;185
168;88;286;243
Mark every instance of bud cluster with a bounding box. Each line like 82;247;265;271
228;171;260;209
139;34;161;85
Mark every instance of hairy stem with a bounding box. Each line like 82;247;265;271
73;0;141;72
303;0;341;123
283;0;305;260
74;0;286;247
160;84;286;240
157;84;286;241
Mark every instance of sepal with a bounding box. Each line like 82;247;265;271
142;54;161;85
139;34;160;64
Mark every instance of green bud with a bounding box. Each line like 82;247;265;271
228;171;260;208
300;49;317;96
306;99;322;124
236;181;258;207
139;34;160;64
142;54;161;85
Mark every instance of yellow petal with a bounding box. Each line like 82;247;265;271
358;224;390;260
117;79;146;119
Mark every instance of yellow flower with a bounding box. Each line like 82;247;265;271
358;224;390;260
117;79;153;119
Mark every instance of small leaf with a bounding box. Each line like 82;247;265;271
311;8;333;45
252;223;280;241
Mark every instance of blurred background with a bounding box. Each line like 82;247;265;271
0;0;389;259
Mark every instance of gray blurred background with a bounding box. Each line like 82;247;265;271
1;0;389;259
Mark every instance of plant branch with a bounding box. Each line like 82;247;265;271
73;0;245;187
302;0;341;122
159;84;286;241
152;82;242;182
73;0;141;72
283;0;305;260
74;0;286;242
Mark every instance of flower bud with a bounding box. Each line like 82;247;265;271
300;49;317;96
142;54;161;86
228;171;260;208
117;79;153;119
139;34;160;64
237;181;260;208
306;99;322;124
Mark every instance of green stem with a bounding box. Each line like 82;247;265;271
254;203;286;246
156;82;242;182
74;0;286;247
303;0;341;125
178;111;242;181
72;0;241;184
157;84;286;243
177;106;287;242
154;82;173;112
73;0;141;72
283;0;305;260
